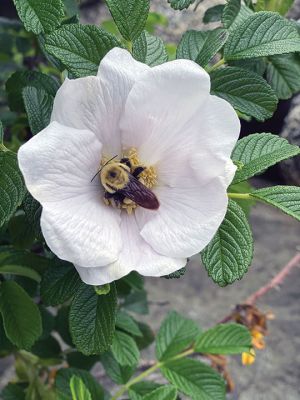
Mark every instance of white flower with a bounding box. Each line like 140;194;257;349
18;48;240;285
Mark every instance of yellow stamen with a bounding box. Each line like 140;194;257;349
242;349;256;365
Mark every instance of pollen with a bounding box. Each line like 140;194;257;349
100;147;157;214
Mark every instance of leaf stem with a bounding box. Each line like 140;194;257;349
111;348;194;400
227;192;252;200
207;58;225;72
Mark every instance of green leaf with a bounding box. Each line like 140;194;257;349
0;151;26;228
6;71;59;112
210;67;278;121
22;192;42;239
1;383;25;400
229;58;267;76
231;132;300;184
222;0;241;29
142;386;177;400
40;260;81;306
8;214;35;250
201;200;253;287
177;29;228;67
45;24;122;78
123;289;148;314
161;358;225;400
0;120;3;144
31;335;61;359
55;368;104;400
69;283;117;355
167;0;195;10
195;323;251;354
134;321;155;350
228;4;253;32
256;0;293;15
228;181;256;216
163;267;186;279
101;351;136;384
13;0;64;34
156;311;200;361
129;382;162;400
0;281;42;350
111;330;140;367
203;5;225;24
67;352;98;371
55;306;73;346
266;54;300;100
224;12;300;60
70;376;92;400
22;86;53;134
121;271;144;292
105;0;149;41
0;264;41;282
133;31;168;67
250;186;300;221
116;310;143;337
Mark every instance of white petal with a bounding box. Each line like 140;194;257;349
51;48;149;155
121;59;211;165
137;175;229;259
18;121;122;267
75;213;186;285
41;194;121;267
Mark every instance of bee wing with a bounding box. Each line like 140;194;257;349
120;175;159;210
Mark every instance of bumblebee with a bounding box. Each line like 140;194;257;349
93;157;159;211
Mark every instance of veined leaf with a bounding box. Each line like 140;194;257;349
40;260;81;306
167;0;195;10
177;28;228;67
13;0;64;34
55;368;104;400
231;133;300;184
70;376;92;400
101;351;136;384
128;381;162;400
69;283;117;355
156;311;200;361
0;281;42;350
22;86;53;134
201;200;253;286
229;4;253;32
210;67;278;121
22;192;42;239
250;186;300;221
111;330;140;367
105;0;149;41
143;386;177;400
6;70;59;112
133;31;168;67
116;311;143;337
45;24;122;78
195;323;251;354
224;12;300;60
266;54;300;100
222;0;241;28
161;358;225;400
0;150;26;228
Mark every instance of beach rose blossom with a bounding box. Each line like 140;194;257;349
18;48;240;285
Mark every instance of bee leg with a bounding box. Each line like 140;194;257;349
120;157;132;168
133;166;145;178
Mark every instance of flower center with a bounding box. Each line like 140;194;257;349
100;148;157;214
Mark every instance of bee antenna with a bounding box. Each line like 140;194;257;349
90;155;118;182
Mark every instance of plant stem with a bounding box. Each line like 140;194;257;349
227;192;252;200
207;58;225;72
111;348;194;400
